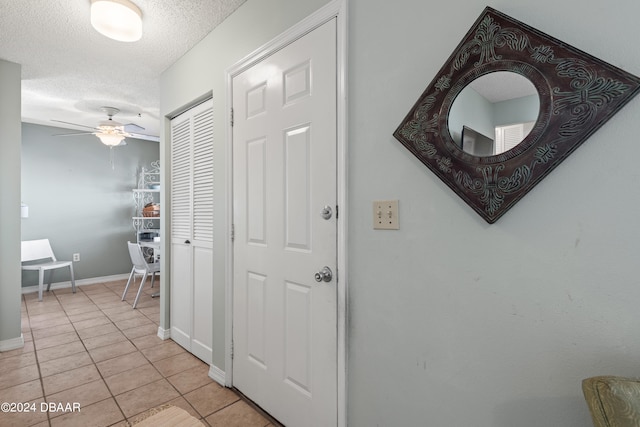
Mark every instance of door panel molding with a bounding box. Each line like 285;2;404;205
225;1;347;426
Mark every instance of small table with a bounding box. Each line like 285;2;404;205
139;241;160;297
139;241;160;261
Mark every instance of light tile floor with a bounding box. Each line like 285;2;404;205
0;279;275;427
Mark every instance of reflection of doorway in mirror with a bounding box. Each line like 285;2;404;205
461;125;494;156
495;121;535;154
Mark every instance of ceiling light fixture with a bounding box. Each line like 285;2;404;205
95;126;128;146
90;0;142;42
96;132;125;146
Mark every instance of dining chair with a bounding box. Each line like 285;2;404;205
122;241;160;308
21;239;76;301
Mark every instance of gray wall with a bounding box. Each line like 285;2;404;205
0;59;22;347
349;0;640;426
161;0;640;426
21;123;160;286
494;94;539;126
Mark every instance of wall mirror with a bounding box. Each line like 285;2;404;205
450;71;539;156
393;7;640;223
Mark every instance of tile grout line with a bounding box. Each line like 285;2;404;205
81;283;142;426
95;280;190;423
85;282;168;424
59;285;129;426
22;293;52;427
20;284;133;426
107;278;225;425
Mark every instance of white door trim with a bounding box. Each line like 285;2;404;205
224;1;348;426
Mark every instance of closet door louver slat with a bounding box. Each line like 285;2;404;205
170;119;192;241
192;108;214;243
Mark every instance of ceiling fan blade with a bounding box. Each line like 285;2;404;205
128;132;160;142
53;131;96;137
51;119;98;131
124;123;145;132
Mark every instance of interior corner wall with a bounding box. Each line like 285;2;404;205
348;0;640;426
448;87;494;145
21;123;160;285
159;0;331;371
0;59;22;345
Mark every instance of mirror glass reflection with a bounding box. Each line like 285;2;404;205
448;71;539;156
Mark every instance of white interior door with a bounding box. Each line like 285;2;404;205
232;18;337;427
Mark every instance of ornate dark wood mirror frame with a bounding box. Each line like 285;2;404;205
393;7;640;223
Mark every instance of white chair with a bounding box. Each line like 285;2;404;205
21;239;76;301
122;242;160;309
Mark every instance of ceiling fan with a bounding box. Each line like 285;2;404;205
52;106;159;147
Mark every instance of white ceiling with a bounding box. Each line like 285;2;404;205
0;0;246;138
469;71;538;103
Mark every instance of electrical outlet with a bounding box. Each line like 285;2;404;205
73;253;80;262
373;200;399;230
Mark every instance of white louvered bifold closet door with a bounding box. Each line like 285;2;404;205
170;99;214;364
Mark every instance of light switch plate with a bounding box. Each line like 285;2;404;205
373;200;399;230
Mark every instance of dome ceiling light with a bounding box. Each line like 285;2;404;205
90;0;142;42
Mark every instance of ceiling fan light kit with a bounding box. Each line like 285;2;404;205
90;0;142;42
94;107;130;146
96;130;127;146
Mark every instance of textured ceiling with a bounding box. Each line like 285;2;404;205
0;0;246;138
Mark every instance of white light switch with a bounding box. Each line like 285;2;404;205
373;200;399;230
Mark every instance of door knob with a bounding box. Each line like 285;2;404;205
321;205;333;220
314;266;333;283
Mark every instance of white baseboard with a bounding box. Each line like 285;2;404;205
209;364;226;386
157;326;171;340
21;274;130;294
0;334;24;352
